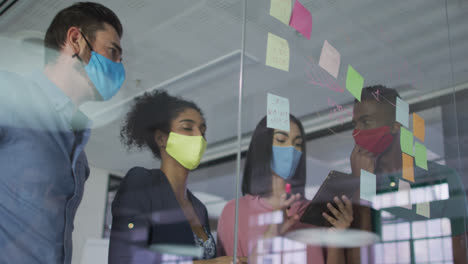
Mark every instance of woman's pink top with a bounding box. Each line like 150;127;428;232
217;195;325;264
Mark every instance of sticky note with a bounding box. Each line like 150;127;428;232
267;93;290;131
318;40;341;79
270;0;292;25
346;65;364;101
360;169;376;202
396;97;409;128
265;33;290;72
397;180;412;209
400;127;414;156
402;153;415;182
415;142;428;170
289;0;312;40
413;113;425;142
416;202;430;218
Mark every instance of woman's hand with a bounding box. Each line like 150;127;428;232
322;195;353;229
264;193;301;238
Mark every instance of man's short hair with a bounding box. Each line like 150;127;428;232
356;85;401;121
44;2;123;65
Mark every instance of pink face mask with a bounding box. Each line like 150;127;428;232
353;126;394;156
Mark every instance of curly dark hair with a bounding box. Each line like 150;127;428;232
120;90;203;159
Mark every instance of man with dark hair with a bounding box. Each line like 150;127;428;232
349;85;468;263
0;2;125;263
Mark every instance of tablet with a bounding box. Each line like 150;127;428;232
300;171;359;227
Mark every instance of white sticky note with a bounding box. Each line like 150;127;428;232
360;169;376;202
396;97;409;127
416;202;430;218
265;33;290;72
397;180;412;209
318;40;341;78
267;93;290;131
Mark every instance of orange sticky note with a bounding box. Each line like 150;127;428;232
402;153;414;182
413;113;425;142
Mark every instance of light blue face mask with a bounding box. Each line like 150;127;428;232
76;31;125;101
271;146;302;180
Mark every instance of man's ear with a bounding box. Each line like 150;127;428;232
391;121;401;134
66;26;84;57
154;130;168;149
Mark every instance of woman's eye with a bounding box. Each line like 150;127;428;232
183;127;193;131
275;138;286;143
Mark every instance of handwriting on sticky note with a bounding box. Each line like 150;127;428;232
318;40;340;79
270;0;292;25
400;127;414;156
413;113;425;142
360;169;376;202
289;0;312;40
346;65;364;101
267;93;290;131
327;97;353;125
415;142;428;170
402;153;415;182
416;202;430;218
397;179;412;209
266;33;290;72
396;98;409;128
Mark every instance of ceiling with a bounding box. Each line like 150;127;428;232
0;0;467;175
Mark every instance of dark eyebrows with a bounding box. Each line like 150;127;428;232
179;119;207;130
274;131;289;137
111;42;122;55
294;135;303;141
179;119;195;124
358;114;371;121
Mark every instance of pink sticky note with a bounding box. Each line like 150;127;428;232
318;40;341;78
289;0;312;40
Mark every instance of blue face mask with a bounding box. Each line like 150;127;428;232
271;146;302;180
75;32;125;101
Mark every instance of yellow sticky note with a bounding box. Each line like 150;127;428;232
416;202;430;218
413;113;425;142
270;0;292;25
402;153;414;182
266;33;290;72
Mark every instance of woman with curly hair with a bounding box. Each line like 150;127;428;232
108;90;240;264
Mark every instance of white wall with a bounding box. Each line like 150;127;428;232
72;166;110;264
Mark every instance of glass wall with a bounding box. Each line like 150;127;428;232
0;0;467;264
233;0;468;263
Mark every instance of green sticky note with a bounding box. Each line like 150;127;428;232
415;142;428;170
346;65;364;101
400;127;414;156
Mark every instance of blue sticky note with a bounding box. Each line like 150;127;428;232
360;169;376;202
400;127;414;156
396;97;409;128
267;93;290;132
415;142;428;170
